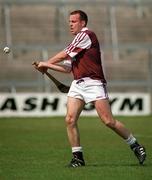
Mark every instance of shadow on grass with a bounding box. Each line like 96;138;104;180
86;162;151;167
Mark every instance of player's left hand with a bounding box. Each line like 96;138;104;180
32;61;48;74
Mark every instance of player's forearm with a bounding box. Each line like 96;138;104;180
47;50;69;64
47;63;71;73
36;50;71;73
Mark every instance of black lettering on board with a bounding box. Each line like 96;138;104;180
0;98;17;111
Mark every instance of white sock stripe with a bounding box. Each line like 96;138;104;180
125;134;137;145
72;146;83;153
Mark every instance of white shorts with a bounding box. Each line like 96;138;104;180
67;77;108;103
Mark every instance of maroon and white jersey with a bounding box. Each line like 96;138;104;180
64;27;106;83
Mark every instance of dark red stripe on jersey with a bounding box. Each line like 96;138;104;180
66;32;87;54
75;32;86;42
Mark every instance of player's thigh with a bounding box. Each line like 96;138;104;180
94;99;114;123
66;97;85;120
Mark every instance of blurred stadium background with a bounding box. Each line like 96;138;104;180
0;0;152;114
0;2;152;179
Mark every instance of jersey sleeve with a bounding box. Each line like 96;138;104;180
64;31;91;58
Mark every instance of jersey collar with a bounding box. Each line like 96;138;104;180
81;27;88;32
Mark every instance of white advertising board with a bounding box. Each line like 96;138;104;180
0;93;151;117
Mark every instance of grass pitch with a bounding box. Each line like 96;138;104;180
0;116;151;180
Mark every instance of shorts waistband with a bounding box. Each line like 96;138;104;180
75;77;106;85
76;79;85;84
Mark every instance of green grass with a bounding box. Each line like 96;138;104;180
0;116;151;180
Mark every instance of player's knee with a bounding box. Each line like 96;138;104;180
65;114;76;128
